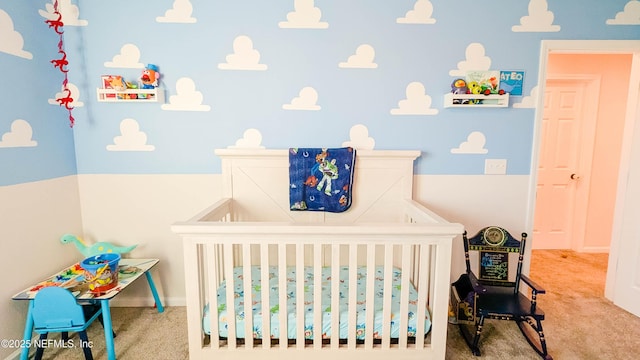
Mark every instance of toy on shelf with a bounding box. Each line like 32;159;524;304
96;70;162;102
445;70;509;108
140;64;160;89
60;233;138;257
465;70;505;96
451;78;469;104
106;75;126;91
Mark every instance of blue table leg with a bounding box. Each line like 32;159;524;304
145;271;164;313
19;301;34;360
101;299;116;360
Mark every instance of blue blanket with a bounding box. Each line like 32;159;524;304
289;147;355;212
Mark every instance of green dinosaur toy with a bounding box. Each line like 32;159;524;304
60;234;138;257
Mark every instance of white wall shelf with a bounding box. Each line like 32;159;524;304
444;93;509;108
96;88;163;103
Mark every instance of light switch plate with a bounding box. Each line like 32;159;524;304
485;159;507;175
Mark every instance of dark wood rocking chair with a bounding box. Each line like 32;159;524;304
450;226;552;359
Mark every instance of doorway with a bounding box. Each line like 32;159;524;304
527;40;640;317
533;54;631;252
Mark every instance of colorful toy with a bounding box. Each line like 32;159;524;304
107;75;126;91
451;78;468;94
81;253;121;293
60;234;138;257
140;64;160;89
451;78;469;104
467;81;482;95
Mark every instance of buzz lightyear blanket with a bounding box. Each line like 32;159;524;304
289;147;356;212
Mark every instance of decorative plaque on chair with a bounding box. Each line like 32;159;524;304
479;251;508;282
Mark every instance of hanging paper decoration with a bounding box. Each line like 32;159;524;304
45;0;75;127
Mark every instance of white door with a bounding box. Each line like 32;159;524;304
533;77;598;249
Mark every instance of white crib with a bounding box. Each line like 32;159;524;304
171;149;463;360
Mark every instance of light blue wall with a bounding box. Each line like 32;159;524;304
2;0;640;186
0;0;77;186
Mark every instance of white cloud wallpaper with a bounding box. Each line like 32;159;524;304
156;0;197;24
278;0;329;29
106;118;155;152
396;0;436;25
512;0;560;32
104;44;145;69
1;0;640;185
0;119;37;148
0;9;32;59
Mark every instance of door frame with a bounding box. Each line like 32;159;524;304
527;40;640;302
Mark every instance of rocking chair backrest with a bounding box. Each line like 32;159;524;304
463;226;527;294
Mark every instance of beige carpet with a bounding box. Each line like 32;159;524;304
29;250;640;359
445;250;640;360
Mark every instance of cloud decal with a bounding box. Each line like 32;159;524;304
218;36;267;70
161;77;211;111
0;120;37;148
449;43;491;77
513;85;539;108
396;0;436;24
39;0;88;26
390;82;438;115
606;1;640;25
106;119;155;151
157;0;197;23
339;44;378;69
228;128;265;149
279;0;328;29
512;0;560;32
342;124;375;150
451;131;488;154
0;9;33;59
104;44;145;68
283;87;321;110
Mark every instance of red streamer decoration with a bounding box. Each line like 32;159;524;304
46;1;75;127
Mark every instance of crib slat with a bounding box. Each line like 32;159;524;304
347;244;357;349
414;244;429;349
260;243;271;349
206;243;220;349
296;243;305;349
364;243;376;349
330;244;340;349
313;243;322;348
278;243;288;349
398;244;411;348
242;243;253;348
412;243;420;292
224;243;237;349
381;244;394;349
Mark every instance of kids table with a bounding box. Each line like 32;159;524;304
12;258;164;360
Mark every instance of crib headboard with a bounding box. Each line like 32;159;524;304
214;148;421;223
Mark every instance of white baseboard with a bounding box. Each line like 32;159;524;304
579;246;610;253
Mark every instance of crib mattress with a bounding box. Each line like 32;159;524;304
203;266;431;340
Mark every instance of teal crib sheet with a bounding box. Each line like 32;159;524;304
202;266;431;340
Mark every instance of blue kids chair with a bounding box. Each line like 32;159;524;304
30;286;106;360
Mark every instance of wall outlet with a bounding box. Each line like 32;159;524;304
485;159;507;175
